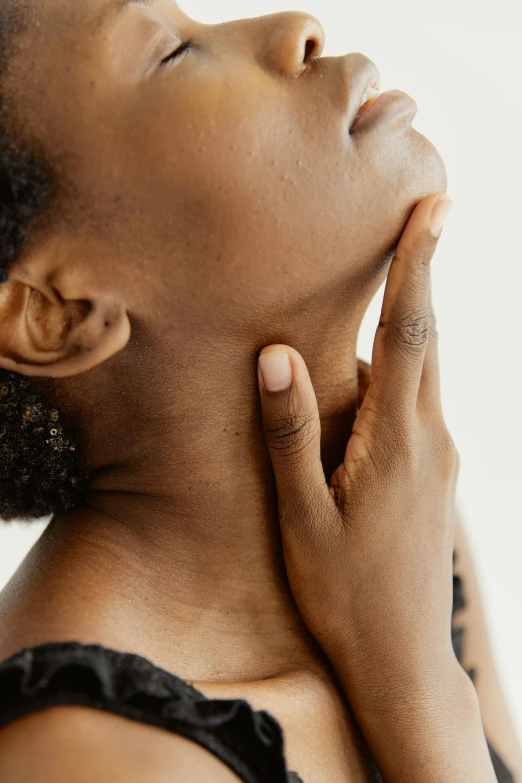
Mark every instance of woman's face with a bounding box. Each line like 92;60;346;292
5;0;446;346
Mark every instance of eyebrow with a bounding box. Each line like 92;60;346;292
93;0;156;34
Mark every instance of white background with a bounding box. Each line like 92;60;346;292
1;0;521;739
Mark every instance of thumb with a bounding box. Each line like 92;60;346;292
257;345;334;531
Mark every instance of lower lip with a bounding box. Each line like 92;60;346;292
350;89;417;133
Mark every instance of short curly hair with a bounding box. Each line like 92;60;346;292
0;3;90;523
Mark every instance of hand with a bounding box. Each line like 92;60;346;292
257;193;461;714
356;358;371;412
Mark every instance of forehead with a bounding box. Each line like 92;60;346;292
92;0;164;34
2;0;185;134
5;0;183;84
21;0;180;38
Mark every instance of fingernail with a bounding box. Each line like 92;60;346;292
258;352;292;392
430;196;453;237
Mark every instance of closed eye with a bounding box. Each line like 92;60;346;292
160;40;191;66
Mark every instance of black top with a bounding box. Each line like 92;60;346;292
0;559;515;783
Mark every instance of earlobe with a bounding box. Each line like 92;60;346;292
0;278;131;379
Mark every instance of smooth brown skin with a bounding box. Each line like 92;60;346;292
0;0;519;780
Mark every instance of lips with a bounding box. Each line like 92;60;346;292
350;89;418;133
353;84;381;124
339;54;382;133
338;54;417;133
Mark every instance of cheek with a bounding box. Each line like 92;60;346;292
106;71;358;271
104;74;446;315
156;88;446;277
131;84;336;258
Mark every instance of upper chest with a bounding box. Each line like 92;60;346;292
0;625;379;783
0;590;380;782
189;670;379;783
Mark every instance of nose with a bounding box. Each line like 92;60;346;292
263;12;326;77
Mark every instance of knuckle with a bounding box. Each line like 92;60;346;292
413;244;434;268
264;412;319;459
435;426;458;473
395;243;433;271
380;309;429;353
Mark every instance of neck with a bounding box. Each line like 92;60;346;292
6;287;374;683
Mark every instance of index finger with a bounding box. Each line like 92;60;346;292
417;284;443;418
369;194;453;421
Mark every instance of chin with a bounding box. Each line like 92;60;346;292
407;126;448;199
349;127;448;285
381;126;449;247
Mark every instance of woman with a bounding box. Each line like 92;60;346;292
0;0;519;780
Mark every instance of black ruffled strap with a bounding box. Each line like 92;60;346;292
0;641;303;783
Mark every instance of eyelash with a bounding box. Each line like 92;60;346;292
160;40;191;67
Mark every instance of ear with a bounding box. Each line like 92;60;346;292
0;234;131;379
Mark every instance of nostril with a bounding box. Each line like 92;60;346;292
304;38;317;61
266;11;325;76
302;19;325;63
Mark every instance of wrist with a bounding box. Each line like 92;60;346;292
335;647;476;724
337;655;495;783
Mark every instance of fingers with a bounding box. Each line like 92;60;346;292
257;345;337;538
369;194;453;423
357;359;371;411
417;284;443;418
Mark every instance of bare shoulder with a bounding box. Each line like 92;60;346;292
0;705;242;782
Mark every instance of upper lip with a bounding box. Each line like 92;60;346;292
338;53;381;131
